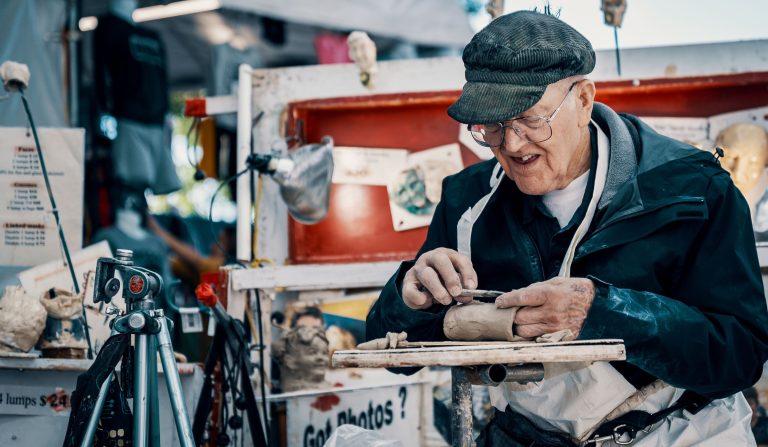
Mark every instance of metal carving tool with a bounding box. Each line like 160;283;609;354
458;288;504;299
455;288;504;305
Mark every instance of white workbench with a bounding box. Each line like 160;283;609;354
0;357;203;446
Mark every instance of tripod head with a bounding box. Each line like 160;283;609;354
93;249;163;312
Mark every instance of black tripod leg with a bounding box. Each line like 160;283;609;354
193;328;226;444
80;370;116;446
63;333;131;447
240;354;268;447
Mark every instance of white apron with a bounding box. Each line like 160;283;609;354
456;124;755;445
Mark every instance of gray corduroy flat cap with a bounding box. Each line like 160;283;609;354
448;11;595;124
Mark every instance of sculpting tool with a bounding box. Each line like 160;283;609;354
458;288;504;299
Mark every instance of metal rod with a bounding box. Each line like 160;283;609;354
19;90;93;359
467;363;545;386
80;328;119;446
148;335;161;447
451;366;473;447
614;26;622;76
67;0;79;126
134;334;150;447
80;370;114;447
504;363;545;382
252;288;271;441
478;363;507;385
158;318;195;447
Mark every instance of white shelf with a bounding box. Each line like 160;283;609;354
230;261;400;291
0;356;199;375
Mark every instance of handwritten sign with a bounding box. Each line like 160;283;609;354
287;383;419;447
0;127;84;266
0;384;74;416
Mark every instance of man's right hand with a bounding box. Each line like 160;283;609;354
402;248;478;309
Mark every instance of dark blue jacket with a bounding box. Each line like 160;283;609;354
366;110;768;399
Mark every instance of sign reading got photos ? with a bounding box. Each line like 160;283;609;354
287;383;419;447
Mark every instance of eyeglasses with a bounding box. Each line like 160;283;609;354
468;80;582;147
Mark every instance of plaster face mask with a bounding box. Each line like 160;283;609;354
601;0;627;27
716;123;768;194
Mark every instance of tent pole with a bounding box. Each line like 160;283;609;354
67;0;80;126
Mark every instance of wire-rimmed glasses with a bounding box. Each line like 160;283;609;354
468;80;582;147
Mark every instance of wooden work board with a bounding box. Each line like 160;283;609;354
332;339;626;369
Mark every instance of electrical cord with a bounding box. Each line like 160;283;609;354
185;117;198;168
207;167;249;265
220;352;232;446
248;130;272;443
186;117;206;181
18;87;93;359
252;288;270;444
207;169;271;446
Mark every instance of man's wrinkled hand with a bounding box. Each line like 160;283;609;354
402;248;478;310
495;277;595;338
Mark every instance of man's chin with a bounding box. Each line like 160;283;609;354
513;180;552;196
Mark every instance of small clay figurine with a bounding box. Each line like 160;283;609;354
272;325;330;392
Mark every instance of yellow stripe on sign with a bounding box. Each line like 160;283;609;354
320;296;378;321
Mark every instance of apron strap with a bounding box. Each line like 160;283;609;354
583;390;712;445
558;121;609;278
457;162;504;258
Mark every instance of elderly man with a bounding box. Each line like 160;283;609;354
366;10;768;446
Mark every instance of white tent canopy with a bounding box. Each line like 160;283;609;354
220;0;474;47
75;0;474;89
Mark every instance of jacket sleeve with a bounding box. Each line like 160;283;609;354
579;173;768;399
366;187;455;347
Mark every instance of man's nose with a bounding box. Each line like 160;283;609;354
501;127;528;153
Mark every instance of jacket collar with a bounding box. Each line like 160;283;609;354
589;103;707;230
592;102;639;210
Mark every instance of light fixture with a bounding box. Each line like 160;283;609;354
78;0;222;32
133;0;221;22
78;16;98;32
246;137;335;224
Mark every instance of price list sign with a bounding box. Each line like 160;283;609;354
0;127;84;266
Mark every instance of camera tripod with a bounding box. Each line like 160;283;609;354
64;249;194;447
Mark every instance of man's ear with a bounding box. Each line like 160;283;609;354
576;80;596;127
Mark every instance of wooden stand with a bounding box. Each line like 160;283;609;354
41;347;86;359
333;339;626;447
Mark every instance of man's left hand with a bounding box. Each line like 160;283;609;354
495;277;595;339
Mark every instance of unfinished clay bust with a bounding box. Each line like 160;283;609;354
443;302;524;341
39;288;88;351
272;326;330;392
717;123;768;196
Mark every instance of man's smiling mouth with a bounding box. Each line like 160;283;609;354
512;154;540;165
